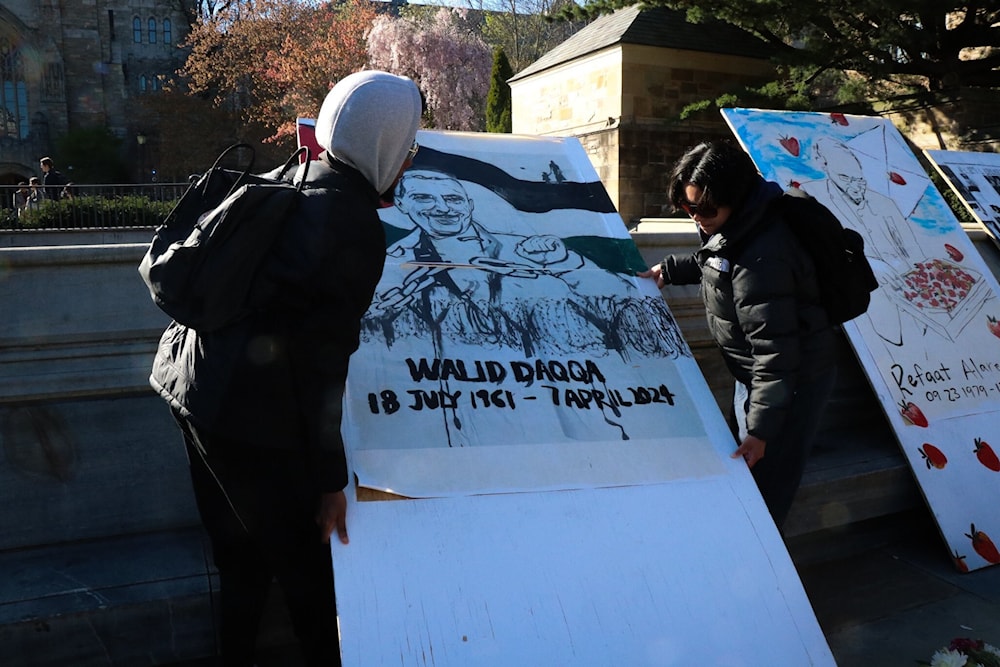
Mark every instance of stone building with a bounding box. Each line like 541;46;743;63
509;5;1000;226
509;5;777;226
0;0;188;186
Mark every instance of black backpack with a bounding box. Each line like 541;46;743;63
138;144;311;331
771;189;879;325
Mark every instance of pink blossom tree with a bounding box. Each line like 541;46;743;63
367;9;492;131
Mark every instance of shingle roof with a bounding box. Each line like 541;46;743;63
510;4;775;81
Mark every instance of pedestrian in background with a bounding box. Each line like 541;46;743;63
39;156;68;199
24;177;44;214
12;182;30;216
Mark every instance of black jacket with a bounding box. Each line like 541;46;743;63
42;169;68;199
150;154;386;492
660;179;837;441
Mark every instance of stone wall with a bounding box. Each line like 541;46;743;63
510;43;776;224
884;87;1000;153
2;222;998;662
0;237;214;665
510;49;625;138
619;45;774;122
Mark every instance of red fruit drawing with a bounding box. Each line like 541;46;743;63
974;437;1000;472
988;315;1000;339
888;171;907;185
830;112;849;126
918;443;947;469
788;180;801;188
965;523;1000;564
899;400;929;427
953;550;969;573
944;243;964;262
778;135;800;157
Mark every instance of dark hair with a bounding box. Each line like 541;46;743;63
40;157;54;167
667;140;759;212
396;168;463;199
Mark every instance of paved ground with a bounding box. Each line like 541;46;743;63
166;510;1000;667
796;516;1000;667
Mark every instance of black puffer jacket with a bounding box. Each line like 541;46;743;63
150;153;386;492
661;179;837;441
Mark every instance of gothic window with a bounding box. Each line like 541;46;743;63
163;19;172;46
0;36;28;139
148;18;156;44
133;17;141;43
43;63;64;98
139;75;147;92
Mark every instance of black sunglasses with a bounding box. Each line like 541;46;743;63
406;141;420;162
679;199;719;219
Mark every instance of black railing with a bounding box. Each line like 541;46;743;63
1;183;188;230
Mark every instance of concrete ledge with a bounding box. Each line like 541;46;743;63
785;433;920;539
0;529;216;667
0;337;161;402
0;229;156;248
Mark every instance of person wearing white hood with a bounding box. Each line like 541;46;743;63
150;70;422;666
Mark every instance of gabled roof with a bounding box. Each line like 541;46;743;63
510;4;775;82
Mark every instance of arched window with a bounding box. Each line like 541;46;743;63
163;19;172;46
0;36;28;139
152;76;160;91
139;75;147;92
148;18;156;44
133;17;141;43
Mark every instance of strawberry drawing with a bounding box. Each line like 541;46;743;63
899;400;929;427
953;550;969;573
965;523;1000;564
778;135;800;157
974;437;1000;472
788;179;801;188
944;243;964;262
918;443;947;469
888;171;907;185
988;315;1000;339
830;112;849;126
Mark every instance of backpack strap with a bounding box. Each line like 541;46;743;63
200;143;255;200
277;146;312;191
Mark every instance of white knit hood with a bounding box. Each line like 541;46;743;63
314;71;422;195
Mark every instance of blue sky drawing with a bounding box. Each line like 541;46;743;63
723;108;960;239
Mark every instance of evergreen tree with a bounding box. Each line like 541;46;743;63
486;48;513;133
558;0;1000;111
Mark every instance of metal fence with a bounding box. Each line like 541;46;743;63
1;183;188;230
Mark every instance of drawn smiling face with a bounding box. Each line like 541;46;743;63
397;172;475;239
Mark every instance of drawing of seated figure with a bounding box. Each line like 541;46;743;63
812;139;932;346
368;168;639;357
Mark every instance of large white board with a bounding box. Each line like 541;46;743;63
343;131;712;497
333;130;836;664
335;478;833;666
722;109;1000;572
925;148;1000;248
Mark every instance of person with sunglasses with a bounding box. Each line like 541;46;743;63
639;140;838;530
